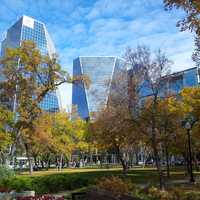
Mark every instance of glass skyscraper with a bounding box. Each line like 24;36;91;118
1;15;60;112
72;56;127;120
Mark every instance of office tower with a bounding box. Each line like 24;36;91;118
128;66;200;102
72;56;128;120
1;15;60;112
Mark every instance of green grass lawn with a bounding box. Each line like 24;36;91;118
17;167;124;176
2;167;200;195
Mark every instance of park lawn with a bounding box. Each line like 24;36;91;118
2;167;200;194
17;167;125;177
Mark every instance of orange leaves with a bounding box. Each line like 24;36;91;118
96;177;129;197
164;0;200;29
90;101;136;152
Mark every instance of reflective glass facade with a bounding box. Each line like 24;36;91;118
135;67;200;99
72;56;127;119
1;15;59;112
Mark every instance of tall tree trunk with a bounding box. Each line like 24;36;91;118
182;153;189;176
25;143;33;175
9;127;22;158
59;154;63;171
120;158;128;175
45;154;50;170
165;144;170;178
186;152;190;174
34;155;37;167
41;160;44;169
152;100;164;189
194;153;199;172
151;95;165;190
184;143;190;175
90;153;93;165
48;159;51;170
152;138;164;189
116;147;128;175
135;151;139;165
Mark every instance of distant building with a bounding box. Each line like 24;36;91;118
0;15;60;112
128;66;200;103
72;56;128;120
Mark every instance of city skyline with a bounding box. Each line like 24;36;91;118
1;15;60;112
0;0;195;110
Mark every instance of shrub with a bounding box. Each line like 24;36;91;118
0;165;15;183
3;177;33;192
95;176;129;197
145;187;173;200
183;192;200;200
1;172;101;194
141;187;200;200
16;195;64;200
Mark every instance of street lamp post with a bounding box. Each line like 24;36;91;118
185;121;195;183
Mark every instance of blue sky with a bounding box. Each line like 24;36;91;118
0;0;195;110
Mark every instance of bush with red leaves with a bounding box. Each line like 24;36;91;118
16;195;64;200
0;187;11;193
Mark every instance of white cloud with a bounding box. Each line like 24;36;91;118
86;0;160;20
0;0;196;110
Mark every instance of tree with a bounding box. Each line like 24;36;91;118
168;87;200;175
164;0;200;34
89;69;139;174
181;87;200;119
25;112;55;170
125;46;172;189
20;110;88;171
124;46;149;113
0;41;89;174
0;106;14;164
153;97;181;178
161;1;200;176
52;112;88;170
90;105;137;174
179;87;200;171
164;0;200;66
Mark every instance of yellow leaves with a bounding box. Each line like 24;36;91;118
0;107;13;151
0;107;13;152
0;131;12;151
1;40;84;158
160;87;200;120
166;97;181;113
30;111;88;157
76;141;89;151
180;87;200;117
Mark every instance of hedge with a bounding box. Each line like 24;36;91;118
1;171;116;194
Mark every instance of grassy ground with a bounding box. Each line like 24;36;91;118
17;167;124;176
17;167;200;186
